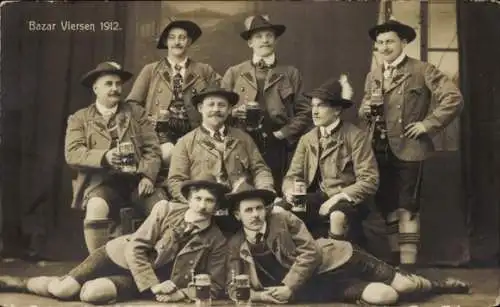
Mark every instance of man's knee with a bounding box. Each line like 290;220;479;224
86;197;110;220
47;276;81;300
329;210;347;226
80;278;118;304
361;282;398;305
161;142;175;164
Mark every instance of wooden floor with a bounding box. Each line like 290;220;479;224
0;258;498;307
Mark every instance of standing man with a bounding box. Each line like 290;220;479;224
167;85;275;203
225;184;470;305
126;20;221;167
280;76;378;243
221;15;311;194
65;62;164;253
358;19;464;271
0;180;229;304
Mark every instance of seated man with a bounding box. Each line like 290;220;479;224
65;61;164;252
167;84;275;202
0;180;229;305
280;76;378;243
225;183;470;306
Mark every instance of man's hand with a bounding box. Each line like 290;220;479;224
251;289;287;304
104;147;121;167
151;280;177;295
404;122;428;139
266;286;292;303
319;193;350;216
138;177;155;197
272;130;285;140
231;104;247;120
155;290;186;302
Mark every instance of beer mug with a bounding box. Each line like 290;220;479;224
370;87;384;119
245;101;262;131
155;105;170;133
117;141;137;173
231;274;251;306
291;179;307;213
188;274;211;307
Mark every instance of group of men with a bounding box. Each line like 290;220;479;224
0;14;467;305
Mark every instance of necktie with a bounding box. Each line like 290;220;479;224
183;223;198;237
255;232;264;244
213;130;223;142
384;65;395;80
172;64;183;101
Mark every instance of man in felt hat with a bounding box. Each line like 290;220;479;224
279;76;378;243
221;15;312;195
0;179;229;304
225;184;470;305
167;84;275;204
65;61;164;253
126;19;221;170
358;18;463;270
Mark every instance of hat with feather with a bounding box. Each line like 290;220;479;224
368;17;416;43
303;75;354;109
240;15;286;40
80;61;133;88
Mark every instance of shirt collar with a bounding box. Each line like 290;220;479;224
384;52;406;70
167;57;189;70
252;53;276;66
95;101;118;117
320;118;340;137
243;222;267;244
201;124;226;139
183;213;211;233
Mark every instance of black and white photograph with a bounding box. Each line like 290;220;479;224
0;0;499;306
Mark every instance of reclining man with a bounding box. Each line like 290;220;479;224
225;183;470;306
65;61;164;252
0;180;229;305
279;76;378;243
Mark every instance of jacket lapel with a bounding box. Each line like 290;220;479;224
87;105;111;140
224;131;241;161
116;107;131;142
197;130;220;159
240;61;257;90
384;59;412;94
308;129;320;182
183;60;200;91
176;235;207;257
158;58;173;91
264;66;285;91
320;134;342;161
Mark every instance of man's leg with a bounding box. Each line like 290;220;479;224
84;196;114;252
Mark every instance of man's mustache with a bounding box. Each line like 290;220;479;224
173;44;185;49
109;92;121;97
208;112;224;117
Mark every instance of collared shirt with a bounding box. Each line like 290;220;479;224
320;118;341;138
183;212;211;235
244;222;267;244
252;53;276;66
95;100;118;118
167;57;188;79
202;124;226;141
384;52;406;71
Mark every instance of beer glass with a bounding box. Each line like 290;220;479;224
245;101;262;131
189;274;211;307
117;141;137;173
291;178;307;213
230;274;251;306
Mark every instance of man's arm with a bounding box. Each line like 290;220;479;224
282;136;307;195
280;211;322;292
126;64;154;106
278;68;312;143
245;134;275;192
132;103;162;183
220;66;235;90
64;112;108;169
358;72;373;121
166;137;191;202
421;63;464;135
340;128;379;204
125;202;169;292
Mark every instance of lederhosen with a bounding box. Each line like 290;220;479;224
370;61;424;220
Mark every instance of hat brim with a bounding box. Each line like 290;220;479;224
192;90;239;107
303;90;353;109
240;24;286;40
368;23;416;43
226;189;276;212
81;70;133;88
180;180;230;205
157;20;202;49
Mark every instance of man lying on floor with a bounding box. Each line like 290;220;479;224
225;182;471;306
0;179;229;304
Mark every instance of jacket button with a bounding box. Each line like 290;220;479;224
155;101;159;106
157;88;163;93
185;275;189;279
240;87;245;92
189;260;194;264
398;119;402;123
397;105;401;109
400;134;404;138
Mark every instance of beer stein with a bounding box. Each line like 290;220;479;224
155;105;170;133
117;141;137;173
291;178;307;213
230;274;251;306
188;274;211;307
245;101;263;131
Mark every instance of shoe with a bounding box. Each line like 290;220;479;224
0;275;28;292
431;277;471;294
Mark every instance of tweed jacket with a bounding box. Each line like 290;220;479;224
167;126;275;202
359;56;463;161
64;101;161;210
106;202;227;297
283;121;379;204
226;211;353;295
221;60;311;144
126;58;221;129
